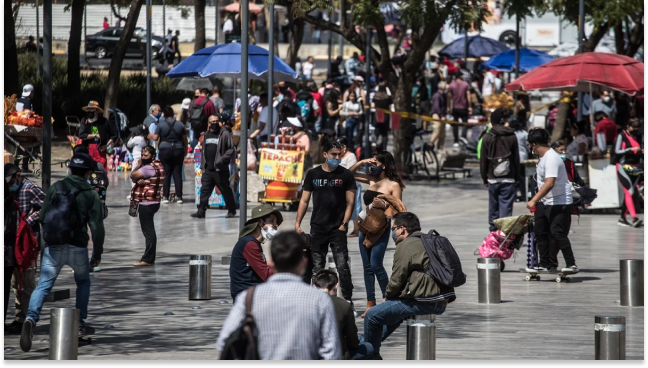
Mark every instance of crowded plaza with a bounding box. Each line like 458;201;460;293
3;0;645;362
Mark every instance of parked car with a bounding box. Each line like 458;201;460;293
85;27;165;59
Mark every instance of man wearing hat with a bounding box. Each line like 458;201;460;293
4;163;45;334
15;84;36;172
78;101;117;168
229;204;283;301
20;153;105;352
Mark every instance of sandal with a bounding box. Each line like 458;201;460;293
133;261;153;267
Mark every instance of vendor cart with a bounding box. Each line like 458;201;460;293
4;125;44;178
257;137;307;211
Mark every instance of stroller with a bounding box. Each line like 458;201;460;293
475;214;532;271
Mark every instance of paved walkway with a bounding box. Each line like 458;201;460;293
4;162;644;360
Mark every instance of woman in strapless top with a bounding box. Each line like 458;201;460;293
349;149;404;318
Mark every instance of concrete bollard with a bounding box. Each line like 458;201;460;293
595;315;626;360
221;255;231;265
49;308;79;360
189;255;212;300
620;259;643;307
406;314;436;360
477;258;501;304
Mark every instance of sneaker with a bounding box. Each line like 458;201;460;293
632;218;643;228
177;198;184;204
20;319;34;352
225;212;236;218
161;198;170;204
5;321;22;334
346;300;358;318
525;267;537;273
126;195;131;200
79;325;86;337
562;265;579;273
618;217;632;227
190;210;206;219
453;143;460;147
133;261;153;267
534;266;556;272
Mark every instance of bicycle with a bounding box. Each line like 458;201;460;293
404;129;440;181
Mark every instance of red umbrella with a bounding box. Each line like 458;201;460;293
506;52;644;96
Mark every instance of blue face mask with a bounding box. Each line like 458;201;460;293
327;158;341;169
9;184;19;192
558;154;567;161
391;228;400;243
369;165;383;177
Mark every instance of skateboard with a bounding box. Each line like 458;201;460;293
519;268;579;283
79;326;95;346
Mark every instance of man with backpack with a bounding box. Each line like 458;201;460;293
295;87;318;131
20;153;105;352
480;108;520;232
188;88;217;150
4;164;44;334
364;212;459;359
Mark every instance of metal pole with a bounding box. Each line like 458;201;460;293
364;28;371;159
406;315;436;360
146;0;152;111
620;259;643;307
163;0;166;46
327;4;333;76
477;258;500;304
239;0;249;230
83;3;87;64
576;0;585;121
595;315;626;360
267;2;274;144
48;308;79;360
338;6;343;57
463;30;469;60
215;0;220;44
514;15;520;103
36;0;40;79
189;255;212;300
42;0;52;191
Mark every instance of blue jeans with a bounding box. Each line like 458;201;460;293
364;299;447;354
315;116;322;132
351;182;362;219
345;117;360;144
26;245;91;325
350;334;375;360
358;228;390;302
487;182;516;231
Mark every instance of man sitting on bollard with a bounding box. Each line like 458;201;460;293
217;231;341;360
229;204;283;301
313;270;374;360
20;153;105;352
364;212;455;359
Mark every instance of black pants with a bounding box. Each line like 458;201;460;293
310;230;353;300
5;265;14;323
199;169;236;213
451;108;469;143
159;146;185;199
535;202;575;268
138;203;160;263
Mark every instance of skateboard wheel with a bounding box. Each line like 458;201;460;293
556;277;562;283
536;276;541;281
525;275;531;281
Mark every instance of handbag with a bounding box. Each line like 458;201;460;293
128;200;140;217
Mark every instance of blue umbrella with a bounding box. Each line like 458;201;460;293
481;48;554;73
167;42;298;82
438;35;509;59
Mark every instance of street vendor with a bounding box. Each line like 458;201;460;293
77;101;118;168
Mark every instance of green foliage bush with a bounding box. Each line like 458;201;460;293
16;53;189;133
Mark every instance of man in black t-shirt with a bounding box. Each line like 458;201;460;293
296;141;356;306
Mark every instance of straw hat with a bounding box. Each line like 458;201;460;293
81;101;104;114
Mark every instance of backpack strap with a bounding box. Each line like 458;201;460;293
200;98;209;108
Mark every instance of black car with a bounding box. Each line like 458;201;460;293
85;27;165;59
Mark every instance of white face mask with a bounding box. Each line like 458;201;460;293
261;225;278;242
602;96;610;103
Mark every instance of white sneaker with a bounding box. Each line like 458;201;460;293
561;265;579;273
177;199;184;204
161;198;170;204
126;195;131;200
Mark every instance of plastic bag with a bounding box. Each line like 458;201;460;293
247;140;257;171
478;231;516;260
492;215;532;236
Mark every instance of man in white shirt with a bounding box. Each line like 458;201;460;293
481;67;497;98
250;93;279;142
303;56;315;80
526;128;578;273
223;16;234;34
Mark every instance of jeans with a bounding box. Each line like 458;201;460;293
199;169;237;213
349;335;375;360
358;228;390;302
310;230;354;300
138;203;160;263
159;145;185;199
26;245;91;325
451;108;469;143
345;117;360;145
487;182;516;232
535;202;575;268
364;299;447;354
5;266;14;323
315;116;322;132
11;267;36;323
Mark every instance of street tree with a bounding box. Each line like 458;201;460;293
195;0;207;51
5;0;21;97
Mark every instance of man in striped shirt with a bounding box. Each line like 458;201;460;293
216;231;342;360
4;164;45;334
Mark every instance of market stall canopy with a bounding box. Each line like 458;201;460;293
481;47;554;73
438;35;509;59
223;1;263;14
167;42;299;82
506;52;644;96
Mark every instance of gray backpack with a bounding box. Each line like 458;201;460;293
414;230;466;288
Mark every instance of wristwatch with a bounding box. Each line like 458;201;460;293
342;222;349;229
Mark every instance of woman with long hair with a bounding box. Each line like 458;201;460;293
349;149;405;318
614;119;644;228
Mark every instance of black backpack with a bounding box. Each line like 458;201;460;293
220;286;260;360
416;230;466;288
189;98;210;133
42;182;89;246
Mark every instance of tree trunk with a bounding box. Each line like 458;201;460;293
194;0;206;51
103;0;145;117
4;0;20;97
583;23;609;52
67;0;85;95
264;7;279;55
625;18;643;57
285;16;304;68
551;101;571;143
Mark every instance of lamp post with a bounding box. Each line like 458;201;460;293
239;0;249;230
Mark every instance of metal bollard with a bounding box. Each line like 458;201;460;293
189;255;212;300
477;258;501;304
49;308;79;360
620;259;643;307
595;315;626;360
221;256;231;265
406;314;436;360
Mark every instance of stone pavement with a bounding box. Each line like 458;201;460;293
4;163;644;360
